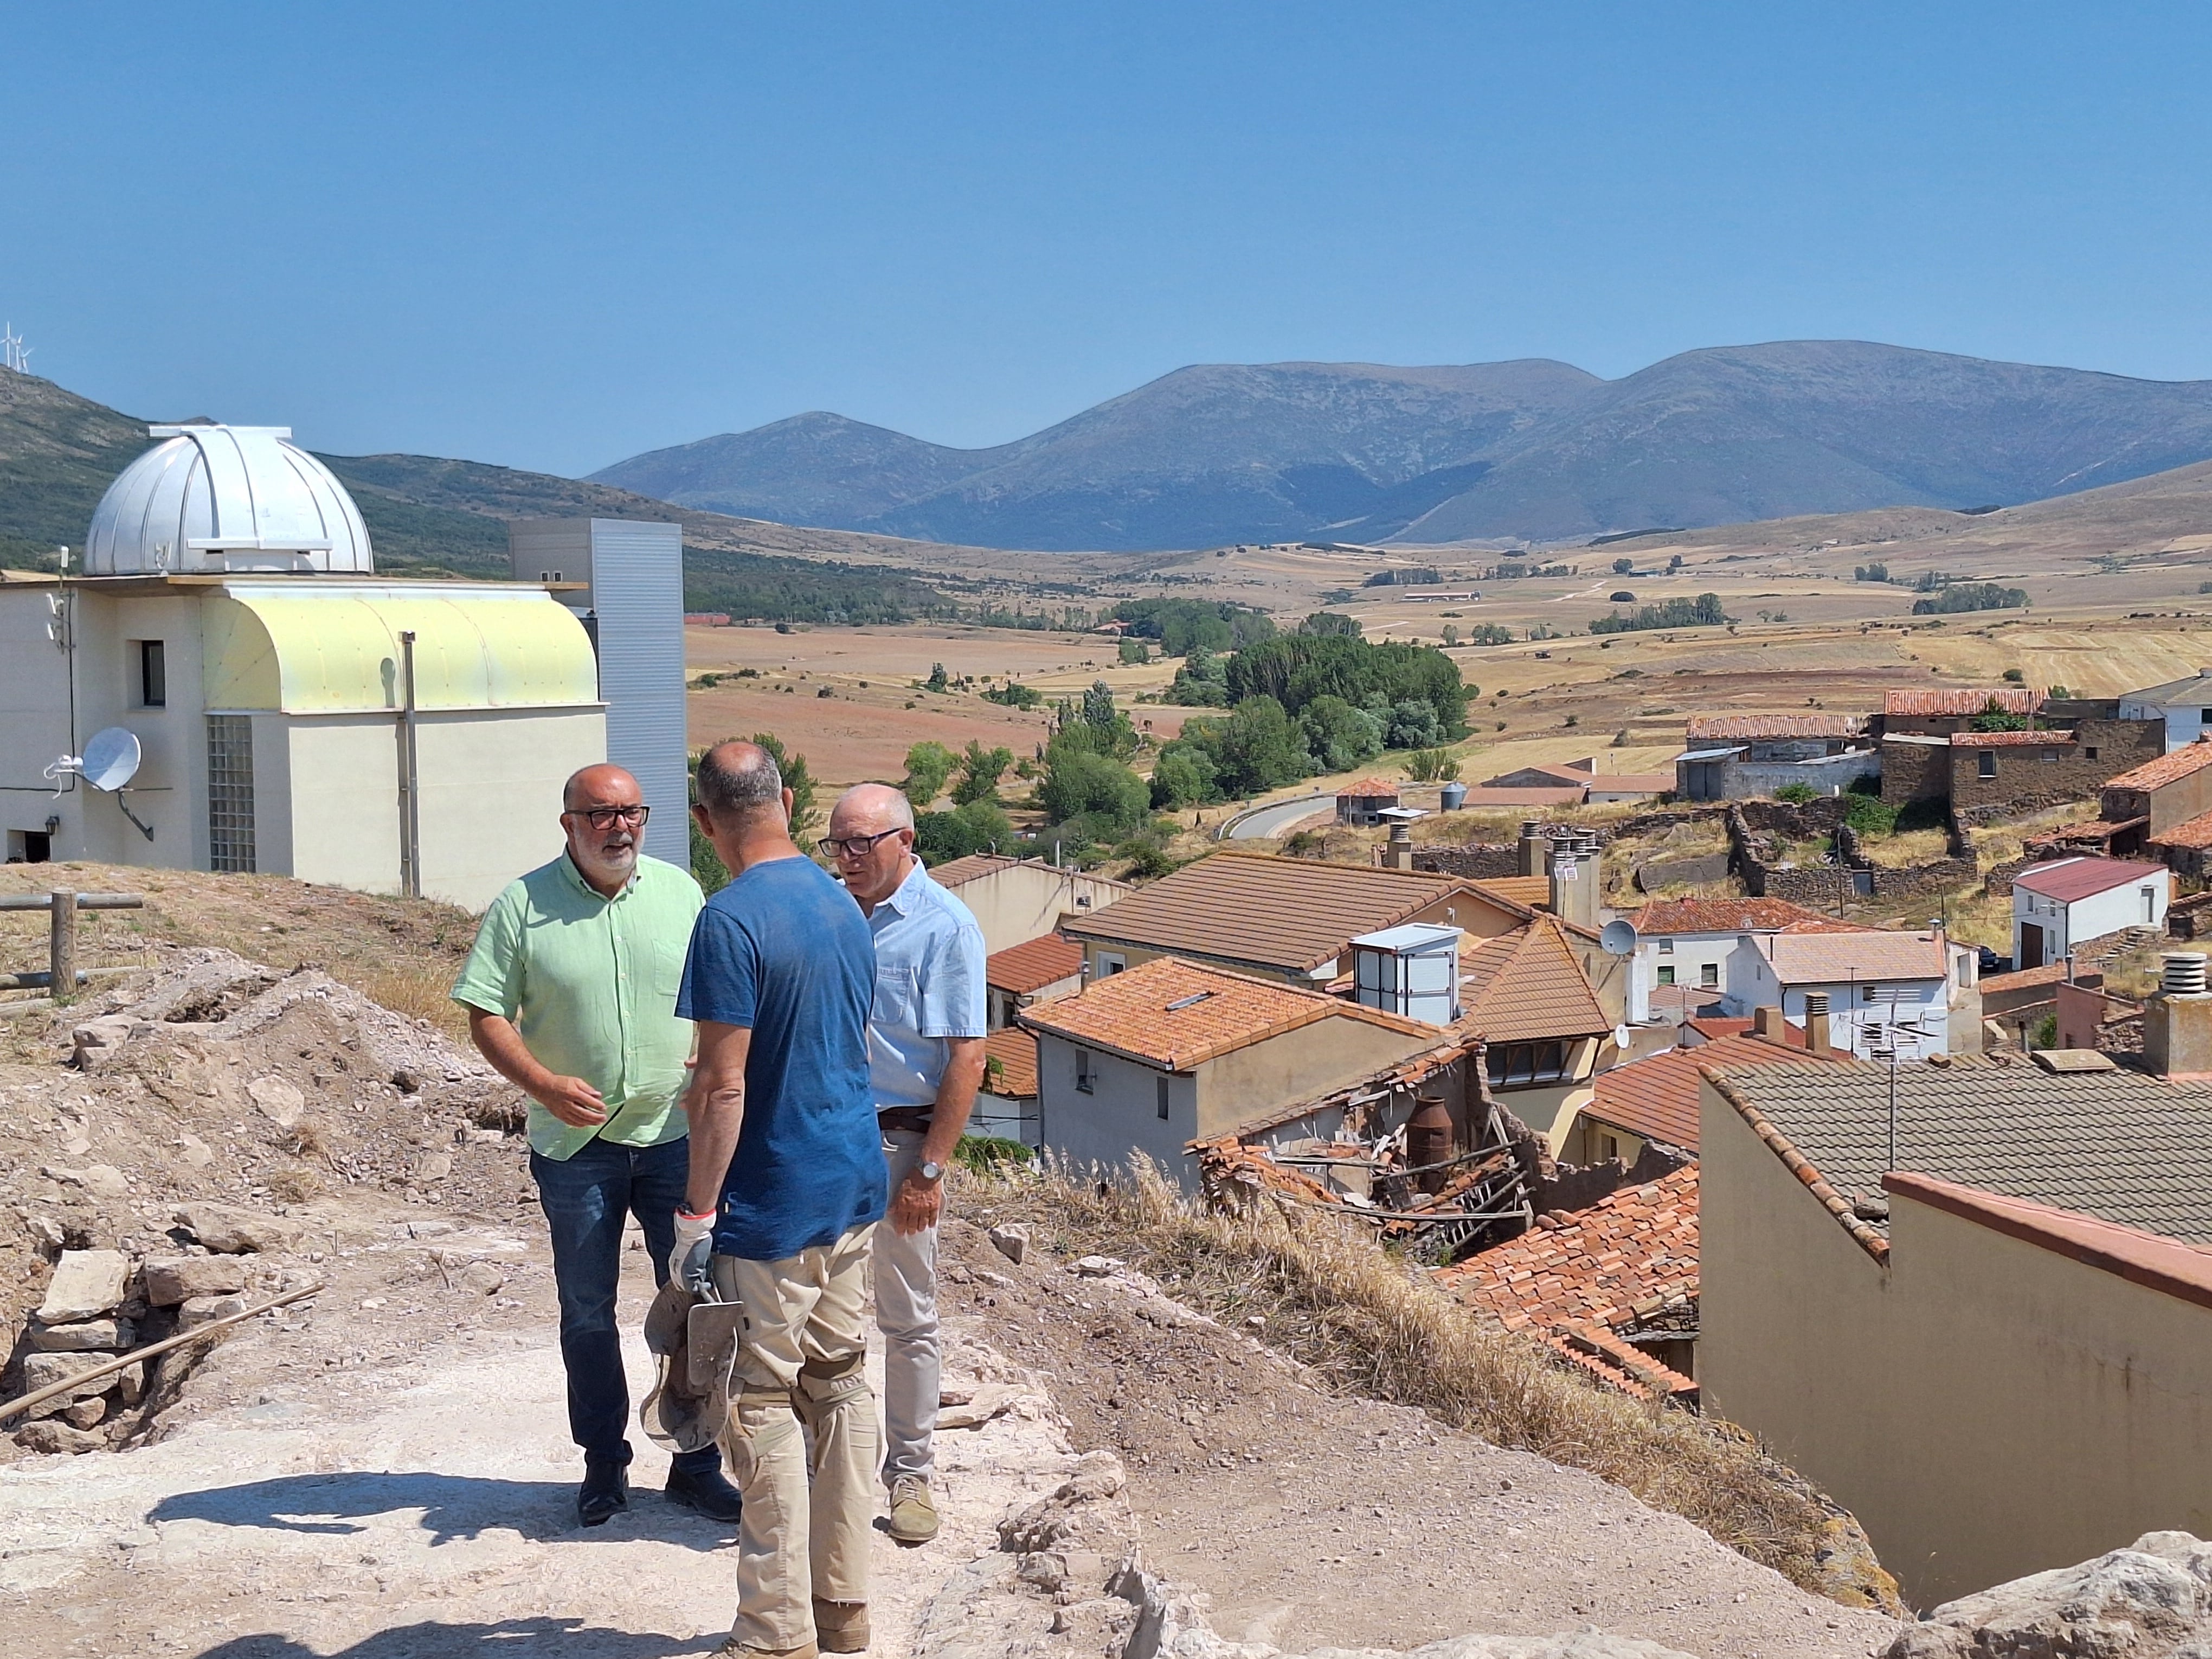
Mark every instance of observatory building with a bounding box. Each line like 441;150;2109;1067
0;423;632;909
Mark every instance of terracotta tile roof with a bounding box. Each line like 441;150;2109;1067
1709;1057;2212;1249
1884;688;2043;717
1450;787;1589;807
1684;1015;1755;1040
1587;1029;1841;1152
2012;856;2168;904
928;853;1020;888
1535;1325;1699;1402
1063;853;1518;975
1335;777;1402;798
1439;1165;1700;1359
981;1028;1039;1099
1632;897;1840;936
1978;961;2074;995
2105;738;2212;793
1950;730;2073;748
1458;915;1611;1044
1469;875;1553;910
1759;928;1947;985
986;934;1083;995
2155;808;2212;851
1482;763;1592;788
1686;713;1866;742
1018;955;1434;1071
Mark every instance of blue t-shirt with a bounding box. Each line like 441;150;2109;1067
677;856;885;1261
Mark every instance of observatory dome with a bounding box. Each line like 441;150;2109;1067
85;423;374;576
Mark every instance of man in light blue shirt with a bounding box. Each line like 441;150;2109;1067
822;783;987;1546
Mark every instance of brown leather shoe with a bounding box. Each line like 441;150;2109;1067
813;1598;870;1655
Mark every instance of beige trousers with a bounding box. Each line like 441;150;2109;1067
711;1222;879;1653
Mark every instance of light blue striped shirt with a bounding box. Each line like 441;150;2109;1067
866;858;988;1114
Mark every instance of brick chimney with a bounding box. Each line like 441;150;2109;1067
2146;953;2212;1078
1802;990;1832;1055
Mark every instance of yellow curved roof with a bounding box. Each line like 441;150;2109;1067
202;583;600;712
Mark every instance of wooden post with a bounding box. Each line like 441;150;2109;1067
49;890;76;1006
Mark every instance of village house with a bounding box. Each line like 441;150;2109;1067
1059;852;1535;989
1334;777;1401;826
1697;973;2212;1605
1456;914;1619;1155
1574;1006;1848;1163
1674;713;1876;802
927;853;1130;957
1882;723;2164;816
2010;857;2169;970
2118;668;2212;750
2100;737;2212;838
1480;758;1674;804
1624;897;1866;1024
1019;956;1438;1190
1873;686;2045;738
1436;1166;1702;1401
972;1026;1040;1147
983;933;1083;1031
1722;926;1979;1058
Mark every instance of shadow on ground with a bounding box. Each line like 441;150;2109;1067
190;1619;703;1657
149;1471;732;1551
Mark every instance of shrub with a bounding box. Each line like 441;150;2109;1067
1840;792;1899;836
1118;638;1150;665
983;680;1042;709
925;661;949;691
2002;667;2025;683
901;741;958;808
1774;783;1818;804
1590;594;1728;634
1404;748;1461;782
1910;583;2027;615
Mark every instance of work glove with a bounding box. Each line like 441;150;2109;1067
670;1208;716;1295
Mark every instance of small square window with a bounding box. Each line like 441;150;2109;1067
1977;752;1997;779
1657;938;1674;954
1699;962;1719;989
1156;1077;1170;1121
1656;964;1676;986
2086;747;2099;760
1075;1050;1094;1094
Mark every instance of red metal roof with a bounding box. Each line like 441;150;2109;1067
2011;857;2169;904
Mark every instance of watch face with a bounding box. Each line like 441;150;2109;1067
919;1161;943;1182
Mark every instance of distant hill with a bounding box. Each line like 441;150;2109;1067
592;343;2212;551
0;372;964;623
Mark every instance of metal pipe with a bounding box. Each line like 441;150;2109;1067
397;631;421;899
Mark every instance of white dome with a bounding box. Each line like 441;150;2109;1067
85;423;374;576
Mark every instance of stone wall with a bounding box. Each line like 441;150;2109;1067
1880;738;1949;806
1409;843;1522;880
1950;739;2105;817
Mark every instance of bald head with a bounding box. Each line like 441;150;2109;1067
564;763;641;813
831;782;915;835
694;740;783;824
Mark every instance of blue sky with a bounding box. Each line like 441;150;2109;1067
9;3;2212;475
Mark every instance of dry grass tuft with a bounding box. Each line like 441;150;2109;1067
962;1159;1895;1607
266;1165;322;1204
361;968;472;1044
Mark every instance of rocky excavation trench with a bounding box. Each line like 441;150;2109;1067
0;947;2200;1659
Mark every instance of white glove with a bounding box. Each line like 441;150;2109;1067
670;1208;715;1291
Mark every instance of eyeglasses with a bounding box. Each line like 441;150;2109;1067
817;828;904;859
569;804;651;829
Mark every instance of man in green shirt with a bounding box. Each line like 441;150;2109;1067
453;762;742;1528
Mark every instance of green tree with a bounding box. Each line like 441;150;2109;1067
925;661;949;692
981;680;1041;709
1385;698;1444;749
1299;695;1385;772
950;741;1013;805
1149;743;1220;808
901;741;958;808
1039;747;1149;833
1179;696;1315;796
1612;556;1635;574
1081;679;1117;731
1441;623;1459;647
1297;611;1363;638
1404;748;1461;783
913;799;1015;865
691;734;818;891
1167;647;1229;706
1117;638;1150;665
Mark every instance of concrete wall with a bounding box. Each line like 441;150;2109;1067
1034;1038;1200;1187
1631;929;1743;1021
2119;696;2212;751
2014;871;2169;962
1197;1017;1432;1141
955;864;1130;958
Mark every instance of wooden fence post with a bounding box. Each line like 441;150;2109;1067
49;891;76;1006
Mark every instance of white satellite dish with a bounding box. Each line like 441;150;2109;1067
1599;918;1638;957
80;728;142;792
1613;1023;1631;1050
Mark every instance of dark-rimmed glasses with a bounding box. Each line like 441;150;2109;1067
818;828;903;859
569;804;651;830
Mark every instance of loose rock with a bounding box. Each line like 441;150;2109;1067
176;1201;301;1254
28;1317;134;1353
989;1223;1031;1265
13;1420;107;1456
246;1075;305;1129
176;1294;250;1332
36;1248;130;1322
1891;1531;2212;1659
19;1353;137;1417
142;1255;252;1306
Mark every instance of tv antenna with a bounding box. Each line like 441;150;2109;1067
2;324;30;375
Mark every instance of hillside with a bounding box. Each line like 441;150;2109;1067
0;371;998;622
591;342;2212;551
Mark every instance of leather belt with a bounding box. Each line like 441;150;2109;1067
878;1107;934;1134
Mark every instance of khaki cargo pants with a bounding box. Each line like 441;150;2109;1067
710;1221;879;1654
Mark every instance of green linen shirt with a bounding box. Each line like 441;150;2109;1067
451;851;705;1160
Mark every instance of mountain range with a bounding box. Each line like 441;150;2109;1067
590;342;2212;551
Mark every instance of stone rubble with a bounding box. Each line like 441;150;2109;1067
1889;1532;2212;1659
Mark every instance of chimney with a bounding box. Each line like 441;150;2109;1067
1752;1004;1785;1043
1384;820;1413;871
2146;953;2212;1078
1517;819;1545;878
1803;990;1832;1056
1548;831;1600;932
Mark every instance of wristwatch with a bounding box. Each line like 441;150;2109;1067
917;1160;944;1184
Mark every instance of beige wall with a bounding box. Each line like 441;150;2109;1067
951;864;1129;957
1197;1016;1433;1140
1699;1076;2212;1607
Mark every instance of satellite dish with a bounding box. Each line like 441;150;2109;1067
1613;1023;1631;1050
80;728;142;792
1599;918;1638;957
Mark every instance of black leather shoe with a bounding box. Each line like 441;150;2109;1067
578;1460;630;1527
665;1461;744;1523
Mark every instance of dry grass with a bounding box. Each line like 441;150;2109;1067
360;966;472;1045
1860;827;1951;869
963;1160;1897;1608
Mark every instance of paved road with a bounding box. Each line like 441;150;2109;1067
1223;793;1337;840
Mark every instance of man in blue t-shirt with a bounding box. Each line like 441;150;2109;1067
672;741;885;1659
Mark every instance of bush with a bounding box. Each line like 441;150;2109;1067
901;741;958;808
2002;667;2025;683
983;680;1042;709
1404;748;1461;782
1118;638;1150;665
1590;594;1728;634
1039;748;1149;834
1773;783;1818;804
925;662;949;692
1839;792;1899;837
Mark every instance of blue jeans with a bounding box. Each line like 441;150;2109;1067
530;1134;721;1475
